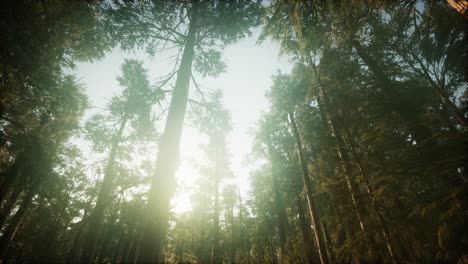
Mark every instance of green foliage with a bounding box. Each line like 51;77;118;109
1;1;467;264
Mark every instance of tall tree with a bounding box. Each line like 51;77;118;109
100;0;262;261
192;90;233;264
80;59;161;263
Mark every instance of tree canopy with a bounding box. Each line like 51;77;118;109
0;0;466;263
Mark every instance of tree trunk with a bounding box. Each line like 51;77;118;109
211;170;220;264
316;88;367;234
67;199;93;264
295;191;315;264
42;195;71;260
122;224;137;264
268;235;278;264
0;155;22;208
81;116;127;264
352;40;391;90
0;183;21;229
230;197;236;264
238;190;245;254
0;185;34;258
112;230;125;263
67;222;86;264
288;111;329;264
270;150;288;263
96;224;113;264
137;2;198;262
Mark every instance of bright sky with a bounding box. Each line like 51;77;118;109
75;29;292;213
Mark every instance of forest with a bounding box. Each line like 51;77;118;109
0;0;467;263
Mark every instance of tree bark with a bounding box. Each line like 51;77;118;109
137;2;198;262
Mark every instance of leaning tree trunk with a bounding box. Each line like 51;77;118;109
288;111;330;264
343;132;399;264
81;115;127;264
295;190;315;264
292;3;367;241
137;3;198;262
286;150;316;263
315;88;367;235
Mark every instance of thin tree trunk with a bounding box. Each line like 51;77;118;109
319;219;334;264
344;132;399;264
211;171;220;264
122;224;137;264
112;230;125;263
352;40;391;90
67;198;94;264
41;195;71;260
198;213;208;263
270;150;288;263
58;221;70;259
316;88;367;235
238;189;245;254
295;191;315;264
129;229;141;264
137;2;198;262
268;235;278;264
67;222;86;264
434;85;468;129
288;111;329;264
81;116;127;264
230;198;236;263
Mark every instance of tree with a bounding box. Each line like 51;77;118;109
192;90;233;264
100;0;263;261
80;59;162;263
